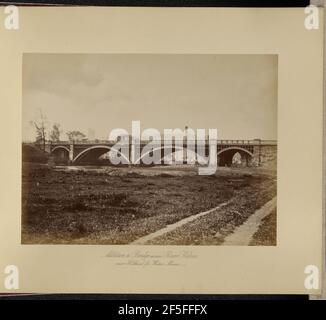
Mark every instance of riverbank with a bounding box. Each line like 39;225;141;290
21;163;276;245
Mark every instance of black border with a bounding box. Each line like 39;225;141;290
0;293;309;300
0;0;311;7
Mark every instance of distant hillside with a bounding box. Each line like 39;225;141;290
22;145;50;164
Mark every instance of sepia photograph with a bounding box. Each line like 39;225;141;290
21;53;277;245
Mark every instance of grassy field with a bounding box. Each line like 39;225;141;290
21;163;277;245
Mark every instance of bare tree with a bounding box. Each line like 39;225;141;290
50;123;61;142
30;109;47;151
66;130;86;142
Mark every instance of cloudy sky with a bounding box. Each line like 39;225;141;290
22;54;277;141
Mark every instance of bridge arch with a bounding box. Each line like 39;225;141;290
217;146;253;167
51;146;70;163
51;146;70;153
217;146;253;157
135;146;208;165
73;145;130;164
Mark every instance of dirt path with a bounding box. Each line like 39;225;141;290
222;196;277;245
130;201;230;245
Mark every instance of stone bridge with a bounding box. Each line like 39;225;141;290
25;139;277;167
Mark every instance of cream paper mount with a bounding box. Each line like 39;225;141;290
0;7;324;294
